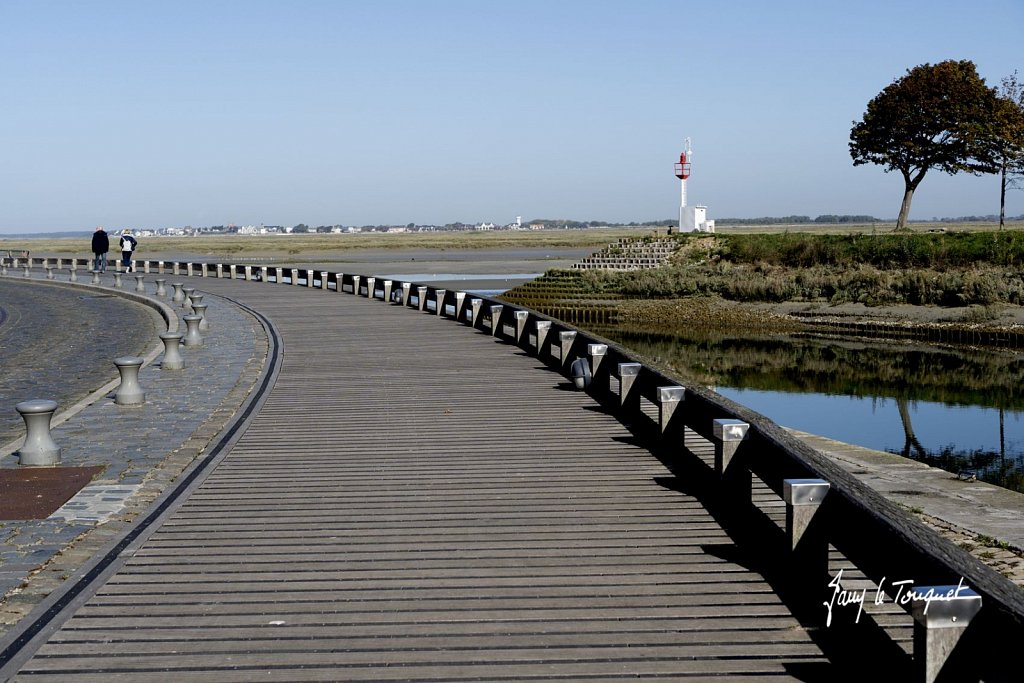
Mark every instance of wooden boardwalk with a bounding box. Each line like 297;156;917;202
11;280;837;681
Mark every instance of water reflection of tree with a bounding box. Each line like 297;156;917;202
598;326;1024;410
594;324;1024;492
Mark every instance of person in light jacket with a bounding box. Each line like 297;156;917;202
119;229;138;272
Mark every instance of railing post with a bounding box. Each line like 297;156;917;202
307;269;315;288
417;286;427;311
382;279;393;300
352;275;361;295
366;276;375;297
588;344;608;396
455;292;467;321
435;289;447;316
470;298;483;327
489;305;503;336
713;419;751;505
656;386;685;435
783;479;831;596
534;321;551;357
616;362;641;412
910;587;982;683
557;330;576;366
514;310;529;345
401;282;411;306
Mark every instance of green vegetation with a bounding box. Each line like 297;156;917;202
505;230;1024;309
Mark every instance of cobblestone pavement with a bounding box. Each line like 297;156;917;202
0;280;161;445
0;271;267;634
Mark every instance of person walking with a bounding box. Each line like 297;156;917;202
91;226;109;273
119;229;138;272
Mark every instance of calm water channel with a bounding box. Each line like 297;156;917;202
591;325;1024;493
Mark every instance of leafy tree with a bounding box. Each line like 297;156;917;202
990;72;1024;228
850;60;1001;229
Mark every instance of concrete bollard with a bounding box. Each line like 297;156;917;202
45;266;55;280
182;314;203;347
1;264;7;276
134;274;145;292
113;272;123;288
187;292;204;310
68;264;78;282
171;282;185;303
113;356;146;405
91;270;101;285
181;287;195;310
191;302;209;332
154;278;167;296
23;266;31;278
159;333;185;370
15;399;61;466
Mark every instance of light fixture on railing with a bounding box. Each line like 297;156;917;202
570;358;592;390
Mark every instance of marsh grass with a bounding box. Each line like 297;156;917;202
0;228;655;259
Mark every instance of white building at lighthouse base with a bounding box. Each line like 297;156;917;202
682;205;715;233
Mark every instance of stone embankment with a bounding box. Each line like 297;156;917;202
570;236;676;271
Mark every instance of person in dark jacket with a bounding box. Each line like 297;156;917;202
119;230;138;272
91;226;109;273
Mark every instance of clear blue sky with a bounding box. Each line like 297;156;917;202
2;0;1022;233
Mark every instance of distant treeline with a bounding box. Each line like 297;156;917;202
715;215;880;225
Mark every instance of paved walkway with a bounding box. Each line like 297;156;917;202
0;274;267;633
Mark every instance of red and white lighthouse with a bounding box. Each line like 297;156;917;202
673;138;714;233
